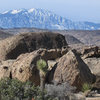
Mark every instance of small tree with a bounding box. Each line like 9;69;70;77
37;59;48;100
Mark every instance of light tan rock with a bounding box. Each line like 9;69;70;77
69;93;86;100
84;58;100;76
12;50;41;85
86;97;100;100
47;60;57;70
53;50;95;90
11;48;67;85
0;60;15;79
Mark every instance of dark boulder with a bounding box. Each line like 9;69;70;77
0;32;67;60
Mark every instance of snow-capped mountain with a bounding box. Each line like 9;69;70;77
0;8;100;30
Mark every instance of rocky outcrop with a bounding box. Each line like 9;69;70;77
81;46;100;59
0;60;15;79
12;50;41;85
53;50;95;90
11;48;68;85
84;58;100;76
0;48;68;85
0;31;98;91
0;32;67;61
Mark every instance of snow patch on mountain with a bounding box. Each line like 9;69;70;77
52;24;66;30
2;11;9;14
11;10;22;14
28;8;35;13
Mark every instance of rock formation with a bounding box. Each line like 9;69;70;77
0;60;15;79
53;50;95;90
0;31;99;91
81;46;100;59
0;32;67;60
84;58;100;76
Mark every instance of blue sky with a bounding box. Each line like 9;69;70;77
0;0;100;23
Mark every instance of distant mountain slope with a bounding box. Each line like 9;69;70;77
1;28;100;46
64;34;83;45
1;28;48;34
0;8;100;30
56;30;100;46
0;30;13;40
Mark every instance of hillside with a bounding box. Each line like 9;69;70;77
0;28;100;46
64;34;83;45
0;30;13;40
57;30;100;46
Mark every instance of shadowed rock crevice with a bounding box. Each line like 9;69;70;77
46;63;58;84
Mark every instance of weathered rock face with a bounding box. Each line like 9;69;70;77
11;48;68;85
93;76;100;89
0;60;15;79
12;50;41;85
81;46;100;59
53;50;95;90
0;32;67;61
84;58;100;76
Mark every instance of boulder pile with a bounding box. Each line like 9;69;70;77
0;32;99;91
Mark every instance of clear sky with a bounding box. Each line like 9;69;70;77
0;0;100;23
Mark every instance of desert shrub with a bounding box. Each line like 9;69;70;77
0;78;41;100
82;83;92;92
45;81;76;99
0;78;57;100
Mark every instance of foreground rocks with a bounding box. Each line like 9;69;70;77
0;60;15;79
0;48;95;90
0;32;67;60
12;50;41;85
11;48;68;85
0;48;68;85
53;50;95;90
0;31;100;92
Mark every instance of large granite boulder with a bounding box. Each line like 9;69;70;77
12;50;41;85
83;57;100;91
53;50;95;90
0;32;67;61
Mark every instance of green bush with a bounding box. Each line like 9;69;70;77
37;59;48;75
0;78;57;100
0;78;41;100
82;83;92;92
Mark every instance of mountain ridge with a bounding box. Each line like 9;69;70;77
0;8;100;30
